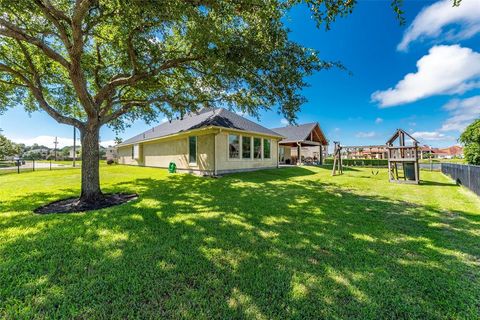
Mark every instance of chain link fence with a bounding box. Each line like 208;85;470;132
441;163;480;196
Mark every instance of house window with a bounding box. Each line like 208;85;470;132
254;137;262;159
189;136;197;164
133;144;140;159
242;136;251;159
229;134;240;159
263;139;271;159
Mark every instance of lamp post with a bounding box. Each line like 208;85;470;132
73;126;76;167
53;137;58;161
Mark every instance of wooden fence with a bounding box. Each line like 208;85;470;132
441;163;480;196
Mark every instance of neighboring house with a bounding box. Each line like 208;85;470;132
105;146;117;161
437;145;463;159
420;145;464;159
343;146;389;160
68;147;81;160
117;108;283;175
271;123;328;165
23;148;51;159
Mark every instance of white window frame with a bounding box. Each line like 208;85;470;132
188;136;197;164
228;134;241;160
241;136;253;160
133;144;140;159
263;138;271;159
253;137;262;160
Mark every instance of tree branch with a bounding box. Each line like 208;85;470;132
94;56;202;107
71;0;94;57
33;0;72;50
0;63;84;129
0;18;70;68
67;0;98;118
42;0;72;23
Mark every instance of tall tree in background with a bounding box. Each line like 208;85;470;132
0;134;19;159
460;119;480;165
0;0;448;204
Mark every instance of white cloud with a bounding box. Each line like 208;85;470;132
440;95;480;131
375;117;383;124
411;131;454;141
372;45;480;107
398;0;480;51
280;118;289;125
235;111;247;117
11;136;80;149
356;131;376;138
100;140;116;148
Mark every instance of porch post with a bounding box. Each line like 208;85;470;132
319;145;323;165
297;143;301;165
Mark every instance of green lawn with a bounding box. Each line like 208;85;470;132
1;166;479;319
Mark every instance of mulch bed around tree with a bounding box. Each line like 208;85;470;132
34;193;138;214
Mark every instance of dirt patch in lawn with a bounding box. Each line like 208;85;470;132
34;193;138;214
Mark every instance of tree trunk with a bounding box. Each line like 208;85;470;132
80;125;103;203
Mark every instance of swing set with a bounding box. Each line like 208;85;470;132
331;142;387;176
331;129;420;184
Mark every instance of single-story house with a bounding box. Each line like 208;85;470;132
271;123;328;165
420;145;464;159
117;108;284;175
105;146;117;161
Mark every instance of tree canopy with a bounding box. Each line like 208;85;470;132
0;0;353;130
460;119;480;165
0;134;19;159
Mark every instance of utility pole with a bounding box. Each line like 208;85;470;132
73;126;76;167
53;136;59;161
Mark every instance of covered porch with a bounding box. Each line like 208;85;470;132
272;122;328;165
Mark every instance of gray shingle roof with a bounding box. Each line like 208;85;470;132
118;108;282;146
271;123;319;143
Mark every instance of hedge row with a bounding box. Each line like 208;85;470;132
324;158;388;167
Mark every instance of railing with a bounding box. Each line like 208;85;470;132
388;147;418;160
441;163;480;196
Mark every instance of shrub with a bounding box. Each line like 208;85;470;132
106;159;115;165
460;119;480;165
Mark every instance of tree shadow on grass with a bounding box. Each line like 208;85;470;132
0;168;479;319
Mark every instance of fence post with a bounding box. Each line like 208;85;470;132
50;159;52;170
17;160;20;174
32;159;35;172
468;165;471;190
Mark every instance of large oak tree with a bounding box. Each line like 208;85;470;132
0;0;436;204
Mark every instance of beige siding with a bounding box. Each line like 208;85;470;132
118;133;215;173
215;131;279;173
143;133;214;172
118;129;280;175
117;145;143;166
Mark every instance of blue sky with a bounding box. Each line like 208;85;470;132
1;0;480;149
